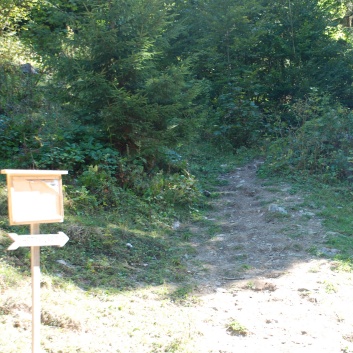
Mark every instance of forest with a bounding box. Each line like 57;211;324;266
0;0;353;245
2;0;353;277
2;0;353;202
3;1;353;352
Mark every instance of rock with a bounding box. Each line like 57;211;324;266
268;204;288;214
216;287;227;293
299;210;315;217
319;247;340;256
203;190;211;197
172;221;180;230
216;234;226;238
20;63;38;74
56;259;74;268
325;231;341;237
235;181;245;189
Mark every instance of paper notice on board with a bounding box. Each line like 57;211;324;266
10;177;63;223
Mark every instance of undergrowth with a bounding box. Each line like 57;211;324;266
0;142;241;293
258;93;353;270
262;93;353;184
260;166;353;271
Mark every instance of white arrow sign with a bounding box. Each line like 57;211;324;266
7;232;69;250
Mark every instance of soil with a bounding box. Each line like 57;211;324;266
186;161;353;353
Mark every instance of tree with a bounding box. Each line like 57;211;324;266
21;0;208;163
168;0;353;147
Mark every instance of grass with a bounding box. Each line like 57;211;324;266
303;186;353;270
226;319;249;336
323;280;338;294
259;162;353;271
0;283;200;352
0;195;202;292
169;284;201;306
287;232;304;239
0;142;246;352
3;142;353;351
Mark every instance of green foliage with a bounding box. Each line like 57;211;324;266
21;0;209;160
263;93;353;182
2;0;353;290
145;171;201;207
3;0;353;161
171;0;353;148
226;319;249;336
213;90;262;148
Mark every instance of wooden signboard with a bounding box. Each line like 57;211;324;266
1;169;68;353
1;170;68;225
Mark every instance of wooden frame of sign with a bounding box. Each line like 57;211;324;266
1;169;68;353
1;170;68;225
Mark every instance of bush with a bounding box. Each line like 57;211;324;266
263;94;353;183
144;171;201;207
212;90;263;149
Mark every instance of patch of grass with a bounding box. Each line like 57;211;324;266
307;187;353;234
292;243;303;251
226;319;249;336
41;309;81;330
308;246;319;256
287;232;304;239
214;179;230;187
231;244;245;251
288;186;299;195
169;284;200;306
231;253;247;261
182;143;262;196
323;280;338;294
207;224;223;237
330;261;353;273
259;170;353;269
265;212;290;224
240;264;252;271
325;235;353;258
264;186;283;193
179;231;193;241
0;214;196;292
190;217;223;239
0;258;27;291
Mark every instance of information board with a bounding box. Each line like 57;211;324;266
1;170;68;225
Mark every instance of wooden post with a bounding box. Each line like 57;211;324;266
0;170;68;353
31;223;41;353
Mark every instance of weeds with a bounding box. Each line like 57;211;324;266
226;319;249;336
262;94;353;183
323;281;337;294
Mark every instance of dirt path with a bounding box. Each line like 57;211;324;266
185;161;353;353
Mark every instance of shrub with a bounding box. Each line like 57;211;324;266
263;94;353;183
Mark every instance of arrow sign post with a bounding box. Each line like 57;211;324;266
1;169;68;353
6;227;70;353
7;232;69;250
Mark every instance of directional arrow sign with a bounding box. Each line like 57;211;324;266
7;232;69;250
